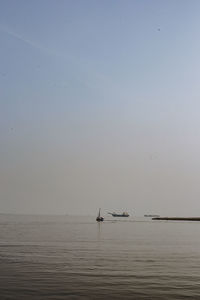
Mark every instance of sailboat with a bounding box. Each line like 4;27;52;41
96;208;104;222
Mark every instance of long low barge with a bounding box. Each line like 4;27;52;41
108;212;129;217
152;217;200;221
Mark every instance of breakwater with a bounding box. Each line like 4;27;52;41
152;217;200;221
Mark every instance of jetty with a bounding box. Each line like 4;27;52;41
152;217;200;221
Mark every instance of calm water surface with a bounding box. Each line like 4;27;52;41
0;214;200;299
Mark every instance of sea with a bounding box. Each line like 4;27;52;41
0;214;200;300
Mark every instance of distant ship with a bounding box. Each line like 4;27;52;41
108;212;130;217
144;214;160;218
96;208;104;222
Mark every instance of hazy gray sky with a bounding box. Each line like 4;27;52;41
1;0;200;216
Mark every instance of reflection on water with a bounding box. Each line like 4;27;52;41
97;221;102;240
0;214;200;299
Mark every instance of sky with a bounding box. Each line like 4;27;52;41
1;0;200;216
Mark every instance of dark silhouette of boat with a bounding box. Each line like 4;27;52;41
108;212;129;217
96;208;104;222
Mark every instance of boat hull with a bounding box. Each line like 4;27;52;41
96;217;104;222
108;212;129;217
112;215;129;217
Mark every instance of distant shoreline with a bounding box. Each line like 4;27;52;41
153;217;200;221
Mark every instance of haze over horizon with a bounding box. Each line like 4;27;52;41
1;0;200;216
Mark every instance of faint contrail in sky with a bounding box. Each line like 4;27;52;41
0;25;56;56
0;24;113;91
